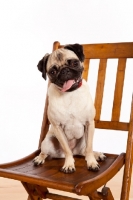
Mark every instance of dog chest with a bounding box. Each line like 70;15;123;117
48;81;95;124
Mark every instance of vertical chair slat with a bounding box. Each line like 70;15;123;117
82;59;90;81
94;59;107;121
121;94;133;200
111;58;127;122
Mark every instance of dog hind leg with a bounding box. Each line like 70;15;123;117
73;136;106;162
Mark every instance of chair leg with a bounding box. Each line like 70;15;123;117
88;187;114;200
22;182;47;200
23;182;82;200
89;191;103;200
27;196;32;200
101;186;114;200
27;195;39;200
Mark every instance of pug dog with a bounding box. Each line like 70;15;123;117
33;44;106;173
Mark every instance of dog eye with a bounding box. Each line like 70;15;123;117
49;66;58;76
67;59;79;67
50;69;57;75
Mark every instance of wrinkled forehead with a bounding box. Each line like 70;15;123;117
47;48;79;69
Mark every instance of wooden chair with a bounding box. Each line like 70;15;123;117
0;41;133;200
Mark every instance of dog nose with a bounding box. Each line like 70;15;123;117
61;68;70;75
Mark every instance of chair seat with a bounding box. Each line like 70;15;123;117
0;149;125;195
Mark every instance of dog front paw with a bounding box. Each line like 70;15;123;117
87;163;100;171
33;153;47;166
86;154;100;172
94;151;106;162
60;166;75;173
60;156;75;173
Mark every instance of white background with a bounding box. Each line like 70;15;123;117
0;0;133;163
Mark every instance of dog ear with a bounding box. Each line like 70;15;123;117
64;44;85;62
37;53;49;80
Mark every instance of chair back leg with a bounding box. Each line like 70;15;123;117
88;187;114;200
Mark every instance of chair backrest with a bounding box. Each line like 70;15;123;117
39;42;133;141
41;42;133;128
70;43;132;123
38;41;133;199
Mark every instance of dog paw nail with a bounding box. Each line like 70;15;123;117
33;162;39;166
60;167;64;172
88;165;100;172
60;167;75;173
99;156;106;161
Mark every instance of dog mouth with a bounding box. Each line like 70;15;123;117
61;79;81;92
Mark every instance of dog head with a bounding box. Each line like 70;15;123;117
37;44;85;92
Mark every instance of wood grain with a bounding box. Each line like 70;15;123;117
0;168;133;200
111;58;126;121
82;59;90;81
59;42;133;58
94;58;107;120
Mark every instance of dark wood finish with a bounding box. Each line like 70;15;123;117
22;182;44;200
0;41;133;200
0;151;125;195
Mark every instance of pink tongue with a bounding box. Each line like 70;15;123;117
61;80;75;92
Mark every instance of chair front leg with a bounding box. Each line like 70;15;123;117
22;182;45;200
